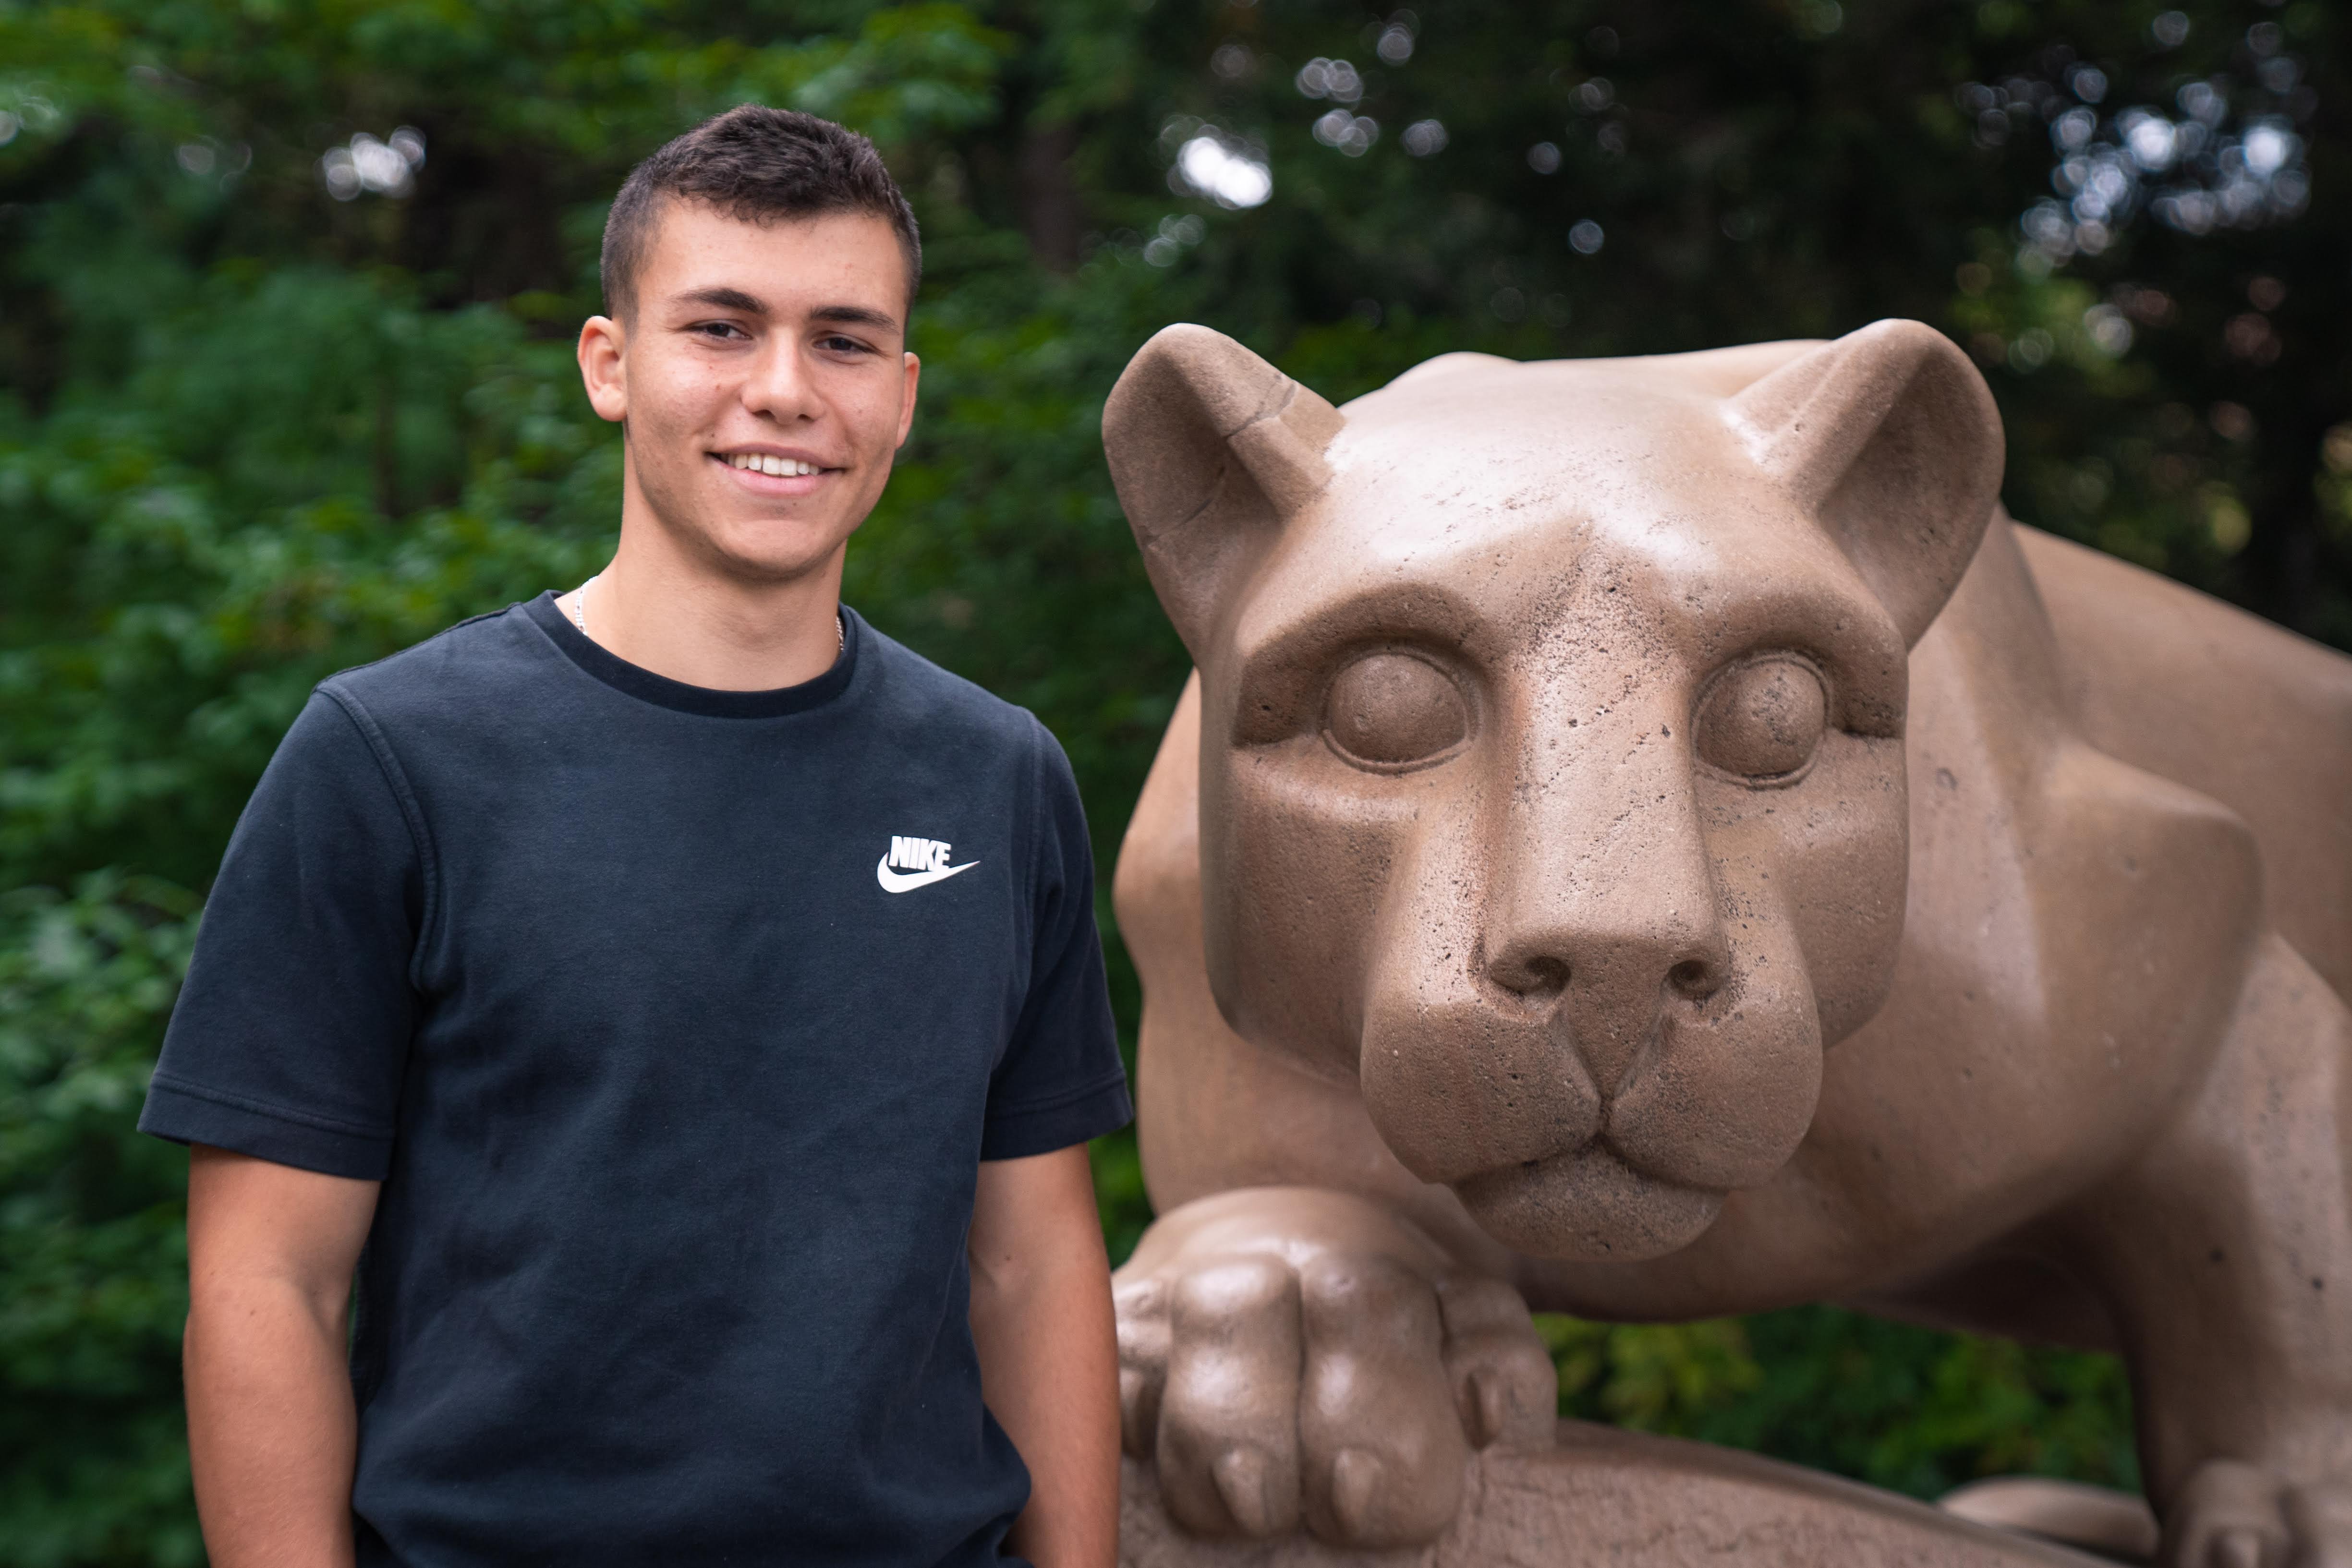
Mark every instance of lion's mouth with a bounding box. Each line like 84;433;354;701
1451;1143;1726;1262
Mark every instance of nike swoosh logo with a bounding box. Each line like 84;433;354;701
876;856;981;893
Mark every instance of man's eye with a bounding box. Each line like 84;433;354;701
693;322;747;341
817;335;869;354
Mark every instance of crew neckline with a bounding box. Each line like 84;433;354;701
524;591;862;719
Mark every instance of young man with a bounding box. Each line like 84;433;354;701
138;107;1129;1567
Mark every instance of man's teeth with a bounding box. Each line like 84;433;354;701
725;453;821;477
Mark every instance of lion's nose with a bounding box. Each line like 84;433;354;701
1479;769;1731;1098
1485;921;1729;1099
1486;949;1570;997
1478;709;1734;1090
1665;953;1725;999
1485;927;1726;1002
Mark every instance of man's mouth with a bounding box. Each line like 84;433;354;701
716;450;829;478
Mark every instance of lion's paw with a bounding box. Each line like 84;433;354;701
2165;1460;2352;1568
1114;1193;1555;1548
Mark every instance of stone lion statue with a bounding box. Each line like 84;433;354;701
1103;321;2352;1568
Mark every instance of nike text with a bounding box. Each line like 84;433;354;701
877;836;979;893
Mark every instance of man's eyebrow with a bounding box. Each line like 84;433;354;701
810;304;901;333
676;287;769;314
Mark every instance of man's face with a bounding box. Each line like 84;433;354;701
578;201;919;582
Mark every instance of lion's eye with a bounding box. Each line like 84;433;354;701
1695;655;1827;781
1324;652;1469;770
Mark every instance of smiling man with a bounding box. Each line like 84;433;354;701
138;109;1130;1568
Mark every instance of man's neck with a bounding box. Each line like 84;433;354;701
557;535;846;693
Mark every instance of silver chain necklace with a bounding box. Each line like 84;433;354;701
569;574;843;661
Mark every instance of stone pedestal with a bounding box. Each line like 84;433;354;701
1120;1422;2122;1568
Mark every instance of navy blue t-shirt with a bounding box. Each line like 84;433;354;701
139;594;1131;1567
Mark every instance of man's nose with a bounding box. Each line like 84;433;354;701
1479;726;1728;1096
740;340;823;423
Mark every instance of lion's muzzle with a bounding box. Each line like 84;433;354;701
1357;880;1825;1262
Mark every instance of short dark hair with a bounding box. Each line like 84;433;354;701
600;106;921;320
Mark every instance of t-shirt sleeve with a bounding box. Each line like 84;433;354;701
137;687;426;1180
979;721;1133;1162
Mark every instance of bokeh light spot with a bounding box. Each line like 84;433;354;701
1401;119;1448;157
1173;132;1272;208
320;127;425;201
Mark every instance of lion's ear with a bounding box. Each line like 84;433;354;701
1727;319;2003;647
1103;324;1345;660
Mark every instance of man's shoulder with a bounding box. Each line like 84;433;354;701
856;614;1048;760
314;600;547;729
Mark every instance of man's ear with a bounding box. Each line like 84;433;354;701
895;351;921;449
1103;325;1345;660
578;314;629;424
1726;319;2004;647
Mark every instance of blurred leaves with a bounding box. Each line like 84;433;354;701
1538;1308;2138;1501
2;0;2343;1558
0;268;612;890
1541;1313;1762;1432
0;875;202;1567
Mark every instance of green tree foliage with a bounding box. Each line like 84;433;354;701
1539;1308;2140;1499
1;876;203;1566
1;0;2343;1558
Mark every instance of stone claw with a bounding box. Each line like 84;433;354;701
2160;1459;2352;1568
1112;1187;1557;1547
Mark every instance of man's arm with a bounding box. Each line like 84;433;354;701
969;1144;1120;1568
184;1143;380;1568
